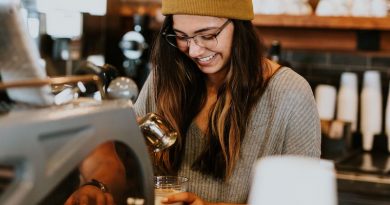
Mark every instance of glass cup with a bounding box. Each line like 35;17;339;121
154;176;189;205
138;113;178;152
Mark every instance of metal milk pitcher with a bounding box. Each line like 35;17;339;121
138;112;178;152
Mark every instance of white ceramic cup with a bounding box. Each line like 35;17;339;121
351;0;372;16
371;0;388;17
154;176;188;205
316;0;351;16
248;156;337;205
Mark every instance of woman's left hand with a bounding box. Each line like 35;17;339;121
162;192;212;205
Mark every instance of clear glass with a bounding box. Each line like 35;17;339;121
154;176;188;205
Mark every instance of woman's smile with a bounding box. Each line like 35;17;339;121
196;53;217;65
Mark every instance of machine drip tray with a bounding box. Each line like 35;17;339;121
336;151;390;175
335;151;390;204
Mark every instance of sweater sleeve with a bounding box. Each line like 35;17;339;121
282;73;321;158
133;73;156;118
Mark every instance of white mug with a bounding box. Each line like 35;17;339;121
351;0;372;16
248;156;337;205
371;0;388;17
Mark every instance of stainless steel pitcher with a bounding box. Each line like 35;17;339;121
138;113;178;152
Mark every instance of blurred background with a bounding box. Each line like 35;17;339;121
24;0;390;151
9;0;390;203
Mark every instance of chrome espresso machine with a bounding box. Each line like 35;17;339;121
0;0;156;204
0;99;154;205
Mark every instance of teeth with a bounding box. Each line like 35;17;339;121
198;54;215;62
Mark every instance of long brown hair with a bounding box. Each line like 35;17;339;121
150;16;267;180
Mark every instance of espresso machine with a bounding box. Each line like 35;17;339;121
119;13;152;89
0;99;154;205
0;1;156;204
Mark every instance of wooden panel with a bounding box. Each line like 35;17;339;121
252;15;390;30
119;4;160;16
382;31;390;52
107;0;121;15
111;5;390;53
120;0;160;3
256;27;356;51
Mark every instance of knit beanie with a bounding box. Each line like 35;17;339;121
161;0;254;20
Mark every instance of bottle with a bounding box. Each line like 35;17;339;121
267;40;291;68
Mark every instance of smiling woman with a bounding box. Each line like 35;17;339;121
165;15;235;77
133;0;320;204
67;0;321;204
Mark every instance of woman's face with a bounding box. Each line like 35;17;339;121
172;15;234;78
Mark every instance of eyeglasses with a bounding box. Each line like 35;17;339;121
163;19;231;50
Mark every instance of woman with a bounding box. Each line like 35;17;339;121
134;0;320;204
66;0;320;204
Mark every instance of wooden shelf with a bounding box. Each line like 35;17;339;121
112;6;390;53
120;0;160;4
253;14;390;53
252;14;390;31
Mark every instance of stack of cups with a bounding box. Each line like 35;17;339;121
371;0;388;17
351;0;388;17
361;70;382;151
336;72;358;132
315;85;337;121
385;81;390;152
351;0;372;16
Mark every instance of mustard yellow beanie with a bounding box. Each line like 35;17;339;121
161;0;254;20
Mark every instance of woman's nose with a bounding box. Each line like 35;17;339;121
188;39;204;58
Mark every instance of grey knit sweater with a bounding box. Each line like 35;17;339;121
134;67;321;204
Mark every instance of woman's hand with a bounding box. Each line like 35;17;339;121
162;192;212;205
64;185;115;205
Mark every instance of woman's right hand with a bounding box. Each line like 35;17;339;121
64;185;115;205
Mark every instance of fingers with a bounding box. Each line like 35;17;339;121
80;195;89;205
64;190;115;205
96;194;106;205
165;192;198;204
105;193;115;205
95;193;115;205
64;196;75;205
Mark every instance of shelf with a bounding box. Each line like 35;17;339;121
253;15;390;53
120;0;160;4
112;6;390;53
252;14;390;31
